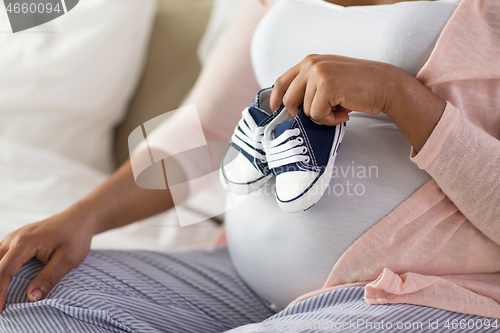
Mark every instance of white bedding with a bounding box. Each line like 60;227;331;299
0;0;221;251
0;138;102;238
0;138;219;250
0;0;156;173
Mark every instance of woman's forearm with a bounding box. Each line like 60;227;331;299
270;54;447;152
72;160;175;235
384;69;447;152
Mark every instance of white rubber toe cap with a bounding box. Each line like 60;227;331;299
223;153;263;184
275;171;319;202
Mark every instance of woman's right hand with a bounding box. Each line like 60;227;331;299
0;209;95;312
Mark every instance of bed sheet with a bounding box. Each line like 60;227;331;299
0;138;219;251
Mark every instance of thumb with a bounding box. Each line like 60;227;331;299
27;251;77;302
322;110;350;126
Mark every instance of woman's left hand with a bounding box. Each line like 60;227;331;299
270;54;447;151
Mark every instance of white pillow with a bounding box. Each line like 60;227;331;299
0;0;157;173
0;137;218;252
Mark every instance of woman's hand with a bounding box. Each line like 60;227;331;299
0;208;95;311
270;54;394;125
270;54;447;151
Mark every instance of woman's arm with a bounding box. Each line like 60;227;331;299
411;103;500;245
81;161;176;234
269;54;446;151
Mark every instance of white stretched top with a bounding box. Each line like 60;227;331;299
225;0;459;309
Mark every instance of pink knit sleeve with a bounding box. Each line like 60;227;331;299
130;0;268;198
411;103;500;244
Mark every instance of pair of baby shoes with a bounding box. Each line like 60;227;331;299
219;87;345;213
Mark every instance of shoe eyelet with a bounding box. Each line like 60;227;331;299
297;137;303;144
302;147;308;154
304;157;310;164
295;128;301;136
260;159;266;163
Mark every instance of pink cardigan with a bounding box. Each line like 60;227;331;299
134;0;500;319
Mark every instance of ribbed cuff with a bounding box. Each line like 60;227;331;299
410;102;460;170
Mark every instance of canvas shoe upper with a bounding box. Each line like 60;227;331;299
220;87;283;195
263;106;346;212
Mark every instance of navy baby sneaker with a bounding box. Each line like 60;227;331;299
220;87;283;195
263;106;345;213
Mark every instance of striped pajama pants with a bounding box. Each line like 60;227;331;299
0;246;497;333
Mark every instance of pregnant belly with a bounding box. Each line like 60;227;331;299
224;112;431;309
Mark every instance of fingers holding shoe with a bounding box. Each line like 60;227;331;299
270;54;404;125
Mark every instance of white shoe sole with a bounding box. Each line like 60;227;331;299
276;124;345;213
276;151;338;212
219;166;273;195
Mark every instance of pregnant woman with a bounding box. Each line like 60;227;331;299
0;0;499;332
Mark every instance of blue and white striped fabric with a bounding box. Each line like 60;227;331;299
228;287;499;333
0;247;276;333
1;246;497;333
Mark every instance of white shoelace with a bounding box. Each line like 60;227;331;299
231;108;266;161
263;128;309;169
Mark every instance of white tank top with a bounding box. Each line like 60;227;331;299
225;0;459;309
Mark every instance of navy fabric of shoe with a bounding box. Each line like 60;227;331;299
230;96;275;176
263;106;345;212
220;87;282;195
271;108;344;176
